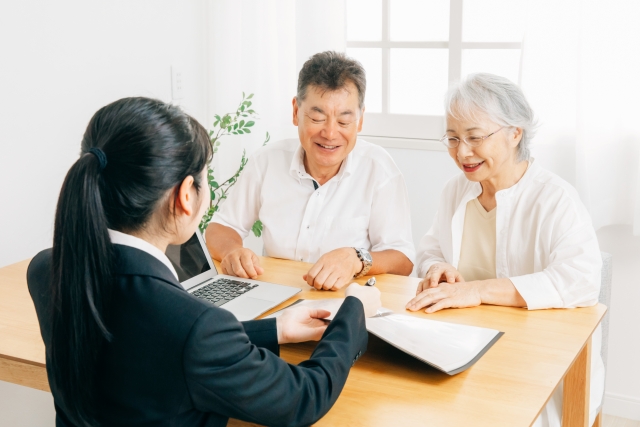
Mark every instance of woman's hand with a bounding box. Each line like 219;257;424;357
406;281;481;313
276;306;331;344
345;283;382;317
416;262;464;295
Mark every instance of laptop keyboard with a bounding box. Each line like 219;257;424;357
192;278;259;307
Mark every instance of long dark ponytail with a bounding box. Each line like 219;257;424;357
50;97;211;426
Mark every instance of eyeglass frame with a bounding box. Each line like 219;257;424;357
439;126;507;149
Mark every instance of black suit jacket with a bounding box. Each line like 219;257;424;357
27;245;368;427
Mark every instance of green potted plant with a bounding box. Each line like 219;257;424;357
198;92;269;237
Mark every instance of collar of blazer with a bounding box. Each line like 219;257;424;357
114;244;184;291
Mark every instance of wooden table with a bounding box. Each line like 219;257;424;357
0;257;605;427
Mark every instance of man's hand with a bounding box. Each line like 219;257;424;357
406;281;482;313
416;262;464;295
276;306;331;344
303;247;363;291
220;248;264;279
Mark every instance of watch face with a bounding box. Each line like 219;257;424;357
361;249;373;264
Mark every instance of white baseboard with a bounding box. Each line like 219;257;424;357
603;392;640;421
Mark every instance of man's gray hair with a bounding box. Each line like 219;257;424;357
445;73;537;161
297;51;367;110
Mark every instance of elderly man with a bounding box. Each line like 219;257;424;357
206;51;414;290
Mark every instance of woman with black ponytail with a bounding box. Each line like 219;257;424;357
27;97;379;427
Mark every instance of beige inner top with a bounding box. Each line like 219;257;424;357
457;198;497;282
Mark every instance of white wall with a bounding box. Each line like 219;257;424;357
0;1;207;425
206;0;346;187
597;226;640;420
0;0;208;269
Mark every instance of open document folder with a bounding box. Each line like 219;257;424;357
265;298;503;375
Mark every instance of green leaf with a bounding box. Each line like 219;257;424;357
242;91;245;99
251;220;263;237
245;121;255;127
241;105;245;112
239;120;245;127
237;129;244;134
247;93;254;99
244;129;251;134
233;123;238;130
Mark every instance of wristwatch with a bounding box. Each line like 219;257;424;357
353;248;373;278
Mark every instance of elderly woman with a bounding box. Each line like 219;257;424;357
407;73;604;427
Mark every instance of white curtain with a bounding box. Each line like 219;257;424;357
521;0;640;234
206;0;346;182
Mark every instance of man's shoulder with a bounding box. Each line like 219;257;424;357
352;138;402;179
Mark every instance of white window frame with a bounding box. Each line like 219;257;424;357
347;0;522;150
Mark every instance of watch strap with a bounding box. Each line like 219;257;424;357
353;247;373;278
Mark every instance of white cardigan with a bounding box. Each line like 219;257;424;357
416;159;602;310
416;159;604;426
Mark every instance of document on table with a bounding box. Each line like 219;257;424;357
265;298;503;375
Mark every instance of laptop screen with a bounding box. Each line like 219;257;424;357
165;232;215;285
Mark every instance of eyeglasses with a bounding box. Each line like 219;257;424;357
440;126;506;149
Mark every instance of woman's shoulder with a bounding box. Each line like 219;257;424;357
27;248;53;306
527;163;583;204
522;163;591;219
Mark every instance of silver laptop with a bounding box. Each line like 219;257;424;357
165;230;300;321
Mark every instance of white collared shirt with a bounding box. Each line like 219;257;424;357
108;229;179;282
415;160;604;426
211;138;414;264
416;159;601;310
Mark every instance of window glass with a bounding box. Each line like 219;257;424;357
390;0;450;41
390;48;449;115
461;48;521;84
347;0;382;41
462;0;525;42
346;48;382;113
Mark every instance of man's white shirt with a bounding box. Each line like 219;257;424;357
211;138;414;264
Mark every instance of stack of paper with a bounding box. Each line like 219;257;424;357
265;298;503;375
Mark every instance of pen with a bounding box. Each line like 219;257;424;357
365;277;376;286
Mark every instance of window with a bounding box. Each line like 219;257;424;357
346;0;525;144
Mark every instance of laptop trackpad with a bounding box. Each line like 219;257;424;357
221;297;274;321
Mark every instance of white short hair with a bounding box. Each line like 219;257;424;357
445;73;538;161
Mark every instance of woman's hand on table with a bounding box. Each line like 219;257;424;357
406;281;481;313
416;262;465;295
276;306;331;344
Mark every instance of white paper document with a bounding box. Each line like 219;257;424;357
365;312;502;374
263;298;346;321
265;298;503;375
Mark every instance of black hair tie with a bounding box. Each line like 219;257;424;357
88;147;108;171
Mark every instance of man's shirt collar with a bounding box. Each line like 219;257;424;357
289;141;355;184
